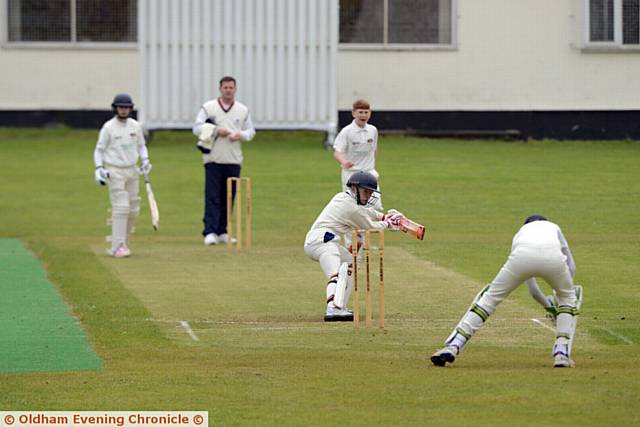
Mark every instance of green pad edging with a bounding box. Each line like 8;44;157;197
0;239;101;373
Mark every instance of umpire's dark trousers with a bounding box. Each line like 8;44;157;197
203;162;241;236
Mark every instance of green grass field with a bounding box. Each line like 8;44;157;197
0;128;639;426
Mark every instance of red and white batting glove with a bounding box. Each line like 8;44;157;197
383;216;400;230
385;209;405;226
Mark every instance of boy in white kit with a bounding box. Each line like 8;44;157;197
333;99;382;210
93;94;152;258
304;171;405;322
431;215;583;368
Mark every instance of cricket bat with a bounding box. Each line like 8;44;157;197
399;217;425;240
143;172;159;230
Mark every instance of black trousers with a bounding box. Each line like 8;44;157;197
203;162;241;236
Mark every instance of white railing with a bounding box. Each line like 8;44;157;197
138;0;338;139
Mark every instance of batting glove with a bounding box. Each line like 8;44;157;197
385;209;404;226
383;216;400;230
386;209;404;219
95;166;109;186
141;158;153;175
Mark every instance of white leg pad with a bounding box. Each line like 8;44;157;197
567;315;578;355
111;214;128;252
126;216;136;244
343;274;354;309
553;285;583;355
127;196;140;243
333;262;352;309
565;285;583;354
129;195;141;216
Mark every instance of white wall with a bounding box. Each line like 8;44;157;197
1;0;639;112
0;48;138;110
338;0;640;110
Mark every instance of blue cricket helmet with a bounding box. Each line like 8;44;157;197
346;171;379;192
111;93;134;109
524;215;548;224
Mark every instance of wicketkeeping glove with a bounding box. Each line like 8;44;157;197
95;166;110;186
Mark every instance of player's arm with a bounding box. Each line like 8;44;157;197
352;205;397;231
334;150;354;169
557;229;576;278
333;129;354;168
235;113;256;141
138;144;151;175
374;127;378;161
93;128;110;185
526;278;550;308
192;107;213;137
366;207;384;221
133;125;152;174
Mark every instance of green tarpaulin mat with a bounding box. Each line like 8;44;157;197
0;239;101;373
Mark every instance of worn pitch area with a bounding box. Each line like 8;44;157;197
0;239;101;373
96;238;598;364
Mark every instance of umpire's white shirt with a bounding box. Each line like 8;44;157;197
333;120;378;172
96;117;146;167
304;192;384;246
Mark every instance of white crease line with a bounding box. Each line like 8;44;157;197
179;320;200;341
595;326;634;344
531;318;555;332
198;327;314;333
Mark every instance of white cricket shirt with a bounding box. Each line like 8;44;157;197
333;120;378;172
305;192;385;245
512;220;569;251
95;117;146;168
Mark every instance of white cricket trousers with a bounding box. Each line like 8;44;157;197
106;165;140;251
304;240;352;279
459;245;577;337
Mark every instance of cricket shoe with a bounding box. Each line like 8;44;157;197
430;346;459;367
553;353;575;368
204;233;219;245
323;306;354;322
552;344;575;368
217;234;238;245
107;244;131;258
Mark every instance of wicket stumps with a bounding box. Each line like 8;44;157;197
226;177;251;249
351;229;385;329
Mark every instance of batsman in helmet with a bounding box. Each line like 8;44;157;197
304;171;405;322
93;93;152;258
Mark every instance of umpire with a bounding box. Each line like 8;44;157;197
192;76;256;245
